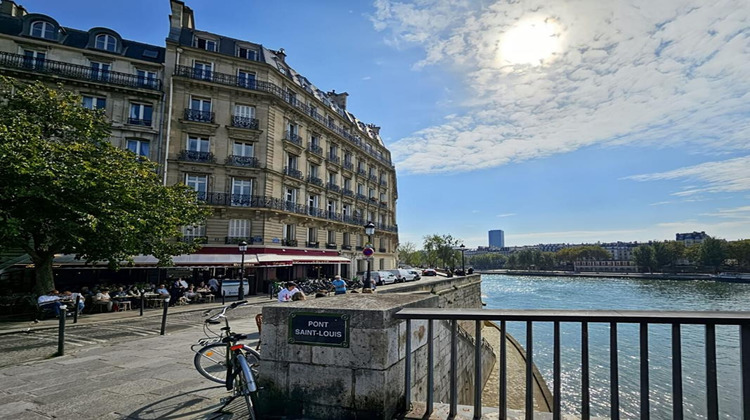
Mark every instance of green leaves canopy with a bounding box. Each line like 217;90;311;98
0;78;210;293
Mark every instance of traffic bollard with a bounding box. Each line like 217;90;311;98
222;290;226;305
73;295;80;324
57;304;67;356
160;298;169;335
140;294;145;316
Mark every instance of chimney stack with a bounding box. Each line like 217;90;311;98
327;90;349;110
275;48;286;63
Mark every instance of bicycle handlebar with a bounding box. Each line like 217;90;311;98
205;300;249;323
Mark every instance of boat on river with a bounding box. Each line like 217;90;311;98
713;272;750;283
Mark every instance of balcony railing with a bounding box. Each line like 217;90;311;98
369;175;378;183
180;236;207;243
184;108;215;123
380;201;388;208
225;236;250;245
193;193;399;232
283;166;303;179
357;169;367;177
343;161;354;171
178;150;215;163
326;243;337;250
342;189;354;197
307;175;323;186
127;118;152;126
308;143;323;156
355;246;364;251
380;180;388;187
174;64;392;166
226;155;259;168
395;308;750;420
326;183;340;193
0;51;162;90
282;239;298;247
356;193;368;201
378;247;387;253
341;245;352;250
305;241;320;248
231;115;259;130
283;131;303;146
327;154;340;165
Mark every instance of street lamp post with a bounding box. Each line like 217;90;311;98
459;244;466;276
238;240;247;300
363;222;375;292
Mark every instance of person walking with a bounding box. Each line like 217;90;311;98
332;275;347;295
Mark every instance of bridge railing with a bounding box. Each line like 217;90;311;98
394;308;750;420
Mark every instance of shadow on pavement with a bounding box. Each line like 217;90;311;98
124;386;248;419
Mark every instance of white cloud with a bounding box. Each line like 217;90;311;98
496;213;516;218
372;0;750;174
362;76;372;80
625;156;750;196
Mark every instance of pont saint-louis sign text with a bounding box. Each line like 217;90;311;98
288;312;349;347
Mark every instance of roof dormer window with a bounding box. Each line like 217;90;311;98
30;21;56;40
194;37;217;52
95;34;117;52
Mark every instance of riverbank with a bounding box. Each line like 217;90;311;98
479;269;715;281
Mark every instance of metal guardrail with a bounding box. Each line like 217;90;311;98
394;308;750;420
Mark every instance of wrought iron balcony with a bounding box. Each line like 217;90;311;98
378;248;387;253
231;115;259;130
343;161;354;171
355;245;364;251
380;180;388;187
326;243;338;250
127;117;152;126
356;193;368;201
282;239;298;247
380;201;388;208
357;169;367;177
369;175;378;183
180;236;208;244
284;131;303;146
184;108;215;123
342;189;354;197
178;150;215;163
307;175;323;186
327;183;340;193
308;143;323;156
226;155;259;168
0;51;162;91
283;166;303;179
225;237;250;244
327;154;340;165
305;241;320;248
341;245;353;250
307;206;326;218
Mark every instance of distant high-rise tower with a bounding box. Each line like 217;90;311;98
489;230;505;248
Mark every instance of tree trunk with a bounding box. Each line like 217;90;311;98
33;253;55;296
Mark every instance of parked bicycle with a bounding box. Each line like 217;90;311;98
192;300;261;385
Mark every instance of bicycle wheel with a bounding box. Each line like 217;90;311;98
234;355;257;420
195;343;262;384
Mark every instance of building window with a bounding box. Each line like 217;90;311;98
233;141;254;157
126;139;150;158
238;70;256;88
233;104;256;128
23;50;45;69
308;194;319;213
308;227;317;243
357;183;364;195
183;224;205;239
194;37;217;51
95;34;117;52
190;97;211;113
328;172;337;186
344;178;351;191
286;154;298;171
128;103;153;125
380;192;386;202
369;188;375;199
30;21;55;39
228;219;250;240
342;204;351;217
328;230;336;244
231;178;252;206
238;47;258;60
193;61;213;80
285;187;297;204
327;199;336;216
185;174;208;200
283;224;296;242
91;62;110;81
187;136;210;153
81;95;106;110
343;232;351;246
137;69;158;88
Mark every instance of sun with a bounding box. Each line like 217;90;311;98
499;18;563;66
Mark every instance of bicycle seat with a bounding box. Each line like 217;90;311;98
205;319;221;325
222;333;248;343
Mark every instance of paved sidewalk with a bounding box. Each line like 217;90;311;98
0;306;261;419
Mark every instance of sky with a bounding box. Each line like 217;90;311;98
18;0;750;248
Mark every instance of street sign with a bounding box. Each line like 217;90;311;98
363;247;374;257
288;312;350;347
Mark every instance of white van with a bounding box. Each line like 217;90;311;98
369;271;397;285
387;269;417;283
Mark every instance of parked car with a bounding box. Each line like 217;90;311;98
422;268;437;276
386;269;417;282
369;271;397;285
408;270;421;281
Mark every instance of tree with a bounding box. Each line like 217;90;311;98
651;242;672;271
466;253;507;270
0;78;210;294
664;240;686;269
700;236;727;272
728;240;750;270
422;234;461;268
632;245;656;273
396;241;423;267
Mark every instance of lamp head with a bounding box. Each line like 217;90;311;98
460;244;465;250
238;240;248;252
364;221;375;236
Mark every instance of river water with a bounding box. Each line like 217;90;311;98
482;274;750;419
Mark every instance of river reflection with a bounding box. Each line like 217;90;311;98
482;274;750;419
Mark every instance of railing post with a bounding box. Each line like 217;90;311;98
405;320;412;414
610;322;620;420
57;304;67;356
73;295;80;324
474;320;482;420
140;294;145;316
160;298;169;335
672;323;683;420
582;321;590;420
501;320;508;420
554;321;561;420
426;319;434;417
741;324;750;419
706;324;718;420
526;321;534;420
640;322;650;420
450;319;458;418
222;290;226;305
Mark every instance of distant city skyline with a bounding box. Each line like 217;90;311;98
16;0;750;248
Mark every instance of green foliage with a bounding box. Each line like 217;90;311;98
506;249;556;270
728;240;750;270
467;253;507;270
555;245;611;264
396;241;423;267
422;234;461;268
0;78;210;294
700;236;727;271
632;245;656;273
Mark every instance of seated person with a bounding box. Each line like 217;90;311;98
184;285;199;302
155;284;170;298
93;289;114;312
61;291;85;313
38;290;61;317
291;290;306;301
277;282;300;302
112;286;128;298
196;281;210;293
126;285;141;297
